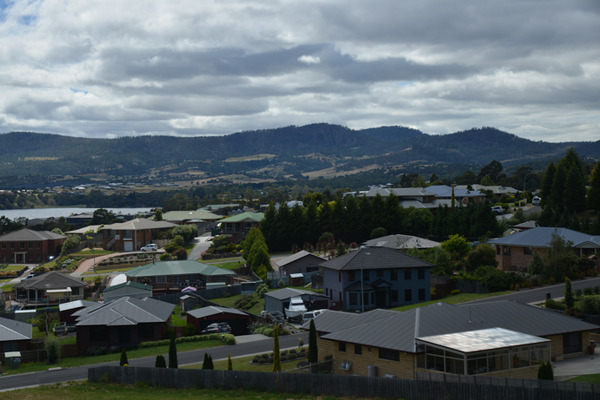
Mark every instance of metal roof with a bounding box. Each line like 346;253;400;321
218;212;264;223
162;210;221;221
187;306;249;319
0;316;32;342
265;288;326;301
58;300;97;312
13;271;87;290
417;327;550;354
363;234;441;250
276;250;326;267
0;228;66;241
488;227;600;248
101;218;177;231
74;296;174;327
125;260;235;278
103;281;153;293
319;247;433;271
316;300;599;353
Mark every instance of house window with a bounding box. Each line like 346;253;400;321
355;344;362;355
36;253;41;261
363;270;369;281
29;241;34;248
155;276;166;284
379;348;400;361
404;269;411;280
339;342;346;352
20;242;25;249
10;243;14;249
524;247;532;255
391;290;398;302
325;288;328;296
348;271;355;281
139;324;155;340
502;246;511;255
405;289;412;302
36;242;41;248
391;270;398;280
363;292;369;307
418;288;426;301
349;293;358;306
1;242;5;248
376;269;384;278
418;269;425;279
496;246;501;255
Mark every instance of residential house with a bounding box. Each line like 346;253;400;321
307;300;599;379
186;306;255;336
100;218;177;252
276;250;326;275
0;316;32;353
102;281;153;302
488;227;600;272
218;212;264;242
13;271;87;307
264;288;329;316
0;228;66;264
73;296;174;355
162;209;222;234
320;247;432;311
125;260;235;294
363;234;441;250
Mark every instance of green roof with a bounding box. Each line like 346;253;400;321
219;212;264;223
125;260;235;278
103;281;153;293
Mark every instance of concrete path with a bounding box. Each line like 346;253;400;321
70;252;123;277
554;347;600;380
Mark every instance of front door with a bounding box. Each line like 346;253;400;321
375;289;388;308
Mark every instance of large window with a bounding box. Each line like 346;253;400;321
349;292;358;306
418;269;425;279
339;342;346;352
348;271;355;281
563;332;582;354
379;348;400;361
418;288;426;301
355;344;362;355
405;289;412;302
404;269;411;280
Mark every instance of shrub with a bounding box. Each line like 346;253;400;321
45;335;63;364
256;283;269;298
450;289;461;296
545;298;566;311
120;350;129;366
155;354;166;368
183;323;197;337
174;247;187;260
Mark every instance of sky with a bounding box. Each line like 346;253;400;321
0;1;599;142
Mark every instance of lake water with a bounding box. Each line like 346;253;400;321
0;207;155;221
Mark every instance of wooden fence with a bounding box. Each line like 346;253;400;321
89;366;600;400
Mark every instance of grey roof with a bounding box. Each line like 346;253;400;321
162;210;221;221
187;305;249;319
417;327;550;353
319;247;433;271
0;316;32;342
300;308;396;332
74;296;175;327
59;300;97;312
513;220;538;230
363;234;441;250
265;288;326;301
316;300;599;353
101;218;177;231
0;228;67;242
488;227;600;249
65;225;103;235
276;250;326;268
13;271;87;290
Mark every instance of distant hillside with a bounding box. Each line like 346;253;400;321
0;124;597;188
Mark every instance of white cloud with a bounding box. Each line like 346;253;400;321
0;0;598;142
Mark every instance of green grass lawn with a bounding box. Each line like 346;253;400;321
0;264;28;272
6;339;225;375
210;293;264;315
184;353;307;372
566;373;600;384
391;291;513;311
7;381;343;400
71;249;114;256
207;260;244;271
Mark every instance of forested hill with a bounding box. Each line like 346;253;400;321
0;124;597;187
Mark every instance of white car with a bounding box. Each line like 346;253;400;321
491;206;504;215
140;244;158;251
532;196;541;206
302;309;327;323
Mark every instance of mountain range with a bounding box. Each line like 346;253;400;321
0;124;598;188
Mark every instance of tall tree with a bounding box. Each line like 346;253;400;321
272;325;281;373
540;162;555;208
564;277;574;310
168;335;178;368
588;161;600;213
308;319;318;364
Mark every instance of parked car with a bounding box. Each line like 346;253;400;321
200;322;232;334
261;310;285;324
140;243;158;251
491;206;504;214
302;309;326;323
532;196;541;206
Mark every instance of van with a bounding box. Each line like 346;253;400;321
532;196;541;206
491;206;504;214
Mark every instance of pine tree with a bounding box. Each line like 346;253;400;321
227;354;233;370
565;277;574;310
541;162;556;207
588;161;600;213
272;325;281;372
308;319;318;364
120;350;128;366
202;353;209;369
168;336;178;369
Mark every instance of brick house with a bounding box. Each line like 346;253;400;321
100;218;176;252
217;212;264;242
320;247;432;311
307;300;598;379
0;228;66;264
488;227;600;272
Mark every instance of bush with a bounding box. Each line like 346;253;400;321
256;283;269;298
155;354;166;368
45;335;63;364
183;323;197;336
545;298;566;311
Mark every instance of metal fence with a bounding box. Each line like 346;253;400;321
89;366;599;400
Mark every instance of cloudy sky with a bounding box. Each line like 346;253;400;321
0;1;598;142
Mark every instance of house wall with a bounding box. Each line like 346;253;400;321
280;256;322;275
76;322;166;355
495;244;599;272
0;238;65;264
187;313;254;336
102;229;158;252
319;338;416;379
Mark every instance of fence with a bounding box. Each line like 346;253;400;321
89;366;600;400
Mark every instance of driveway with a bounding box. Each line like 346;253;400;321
554;347;600;380
187;233;213;261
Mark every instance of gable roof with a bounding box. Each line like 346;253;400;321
0;316;32;342
187;305;249;319
101;218;176;231
320;247;433;271
314;300;599;353
219;212;264;223
363;234;441;250
488;227;600;248
13;271;87;290
125;260;235;278
265;288;327;301
162;210;221;221
276;250;326;268
74;296;174;326
103;281;153;293
0;228;66;242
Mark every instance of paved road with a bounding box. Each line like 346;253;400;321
0;332;308;392
187;234;213;261
466;276;600;305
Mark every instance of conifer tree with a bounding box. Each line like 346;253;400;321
168;335;178;369
588;161;600;213
227;354;233;370
272;325;281;372
120;350;128;366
